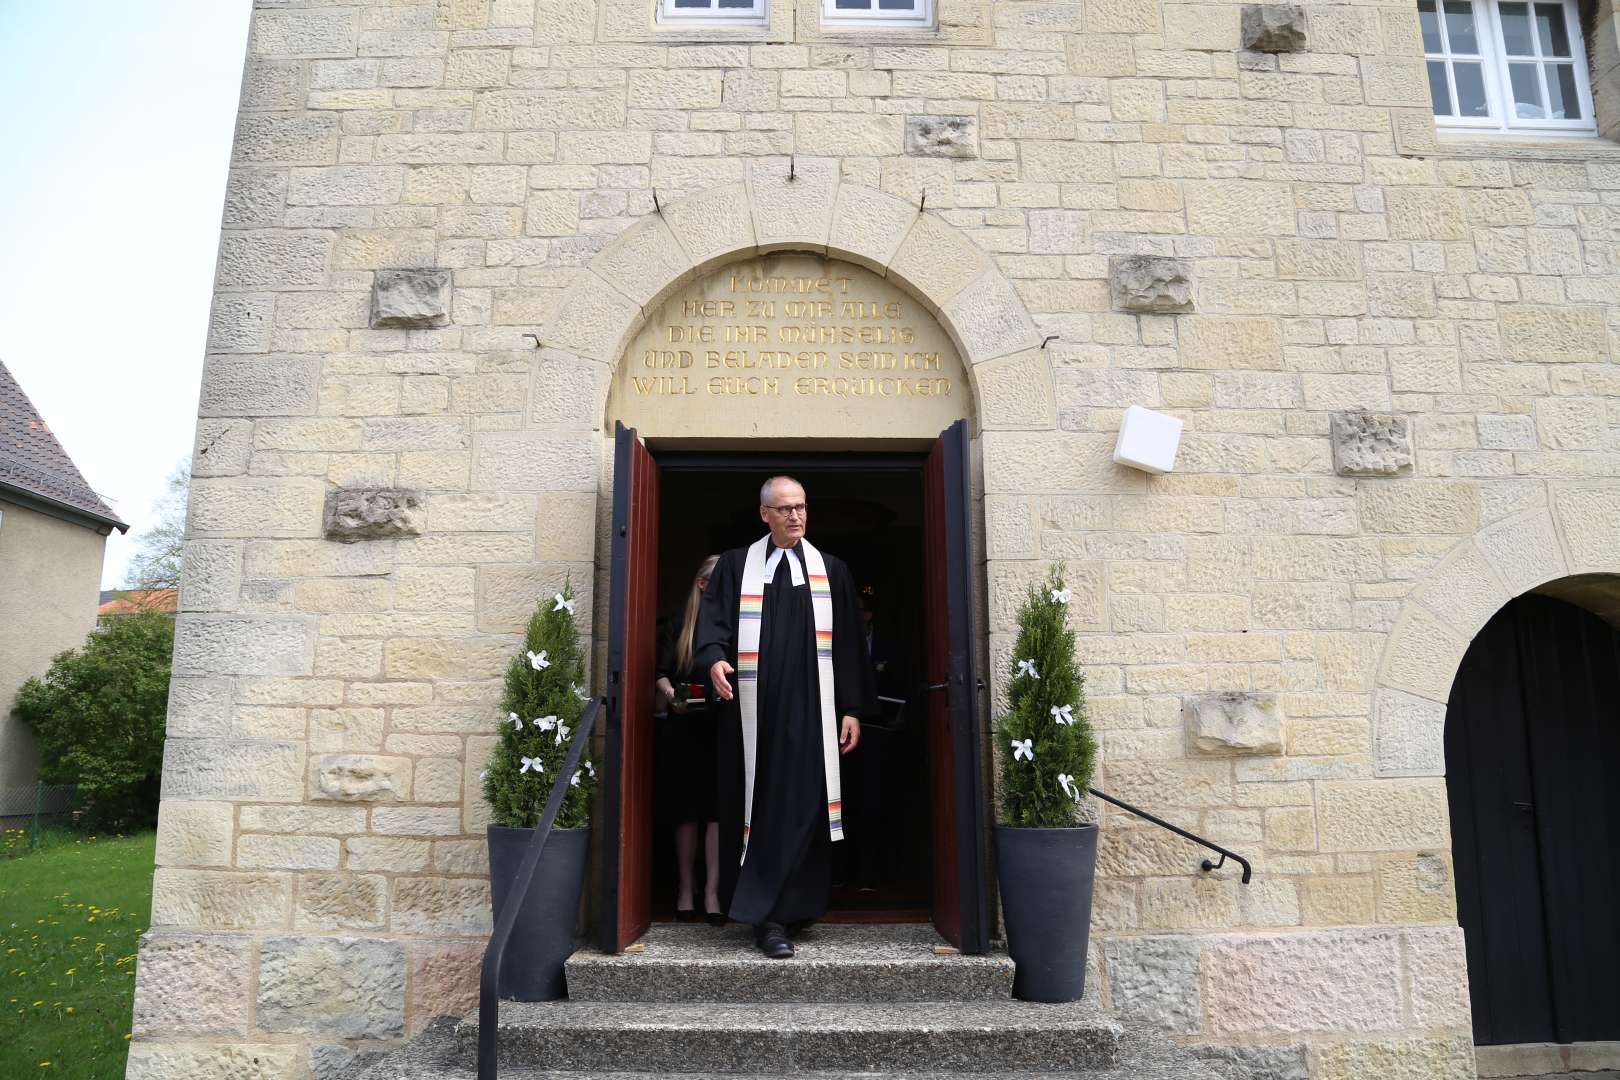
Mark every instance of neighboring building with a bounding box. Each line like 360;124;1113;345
98;588;180;622
135;2;1620;1078
0;361;126;791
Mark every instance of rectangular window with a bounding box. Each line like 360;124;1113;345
820;0;933;28
657;0;766;25
1421;0;1596;134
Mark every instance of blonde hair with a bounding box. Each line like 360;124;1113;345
675;554;721;677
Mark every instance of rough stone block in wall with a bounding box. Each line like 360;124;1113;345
1241;5;1308;52
1330;412;1414;477
370;268;452;328
904;115;978;159
312;753;411;802
131;932;254;1037
1104;934;1202;1034
1185;692;1283;756
1110;255;1193;314
324;487;426;541
257;936;406;1039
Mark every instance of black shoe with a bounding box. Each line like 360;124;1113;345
785;918;816;937
674;906;697;923
754;922;794;959
705;909;726;927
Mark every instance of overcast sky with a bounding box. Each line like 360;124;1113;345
0;2;252;587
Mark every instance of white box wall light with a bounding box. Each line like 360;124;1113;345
1112;405;1183;474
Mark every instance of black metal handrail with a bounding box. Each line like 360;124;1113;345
477;696;600;1080
1088;786;1253;884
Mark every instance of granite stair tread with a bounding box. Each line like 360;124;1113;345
362;1017;1224;1080
457;998;1121;1072
566;924;1015;1002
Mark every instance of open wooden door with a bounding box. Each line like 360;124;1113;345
601;422;659;953
922;419;989;953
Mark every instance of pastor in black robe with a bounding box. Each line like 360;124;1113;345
694;540;876;926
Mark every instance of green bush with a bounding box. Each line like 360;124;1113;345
483;585;595;830
14;612;173;831
993;569;1098;828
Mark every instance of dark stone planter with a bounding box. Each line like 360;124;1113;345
994;824;1099;1003
487;825;590;1001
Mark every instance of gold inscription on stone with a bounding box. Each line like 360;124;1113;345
610;255;970;438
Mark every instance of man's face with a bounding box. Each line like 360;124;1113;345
759;479;807;547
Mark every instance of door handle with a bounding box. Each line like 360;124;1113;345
924;682;948;693
1514;801;1533;814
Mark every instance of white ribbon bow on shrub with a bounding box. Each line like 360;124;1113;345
569;770;581;786
1051;703;1075;726
507;712;523;730
583;760;596;779
1058;773;1080;801
1016;659;1039;680
571;683;590;702
534;715;557;732
1011;738;1034;761
1051;587;1070;604
519;756;544;775
553;593;576;615
554;722;571;746
527;649;550;671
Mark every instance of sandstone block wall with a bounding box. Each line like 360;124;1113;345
131;0;1620;1076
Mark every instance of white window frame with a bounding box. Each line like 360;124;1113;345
657;0;766;26
819;0;933;29
1424;0;1598;136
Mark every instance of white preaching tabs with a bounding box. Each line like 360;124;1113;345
1113;404;1183;475
763;543;807;586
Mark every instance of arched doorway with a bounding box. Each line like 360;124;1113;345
593;249;993;957
1445;588;1620;1046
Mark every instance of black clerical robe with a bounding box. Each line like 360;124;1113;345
694;540;876;925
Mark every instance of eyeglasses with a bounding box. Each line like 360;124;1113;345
764;503;808;518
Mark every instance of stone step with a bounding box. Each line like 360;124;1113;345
363;1018;1224;1080
566;923;1015;1003
457;999;1122;1073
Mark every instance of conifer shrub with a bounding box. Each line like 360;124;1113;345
993;569;1098;828
483;585;595;830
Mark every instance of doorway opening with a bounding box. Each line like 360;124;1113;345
602;421;988;955
650;452;933;923
1445;589;1620;1048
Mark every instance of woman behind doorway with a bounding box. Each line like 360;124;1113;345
655;554;724;924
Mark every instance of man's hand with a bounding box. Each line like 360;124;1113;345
839;714;861;754
711;659;735;701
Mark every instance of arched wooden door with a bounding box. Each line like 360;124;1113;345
1445;593;1620;1045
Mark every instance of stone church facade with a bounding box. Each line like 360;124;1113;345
132;0;1620;1077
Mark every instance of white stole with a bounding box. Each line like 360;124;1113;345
736;534;843;864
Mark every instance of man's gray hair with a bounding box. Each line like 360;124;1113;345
759;475;804;505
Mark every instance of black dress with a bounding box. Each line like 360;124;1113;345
694;541;876;926
654;623;718;825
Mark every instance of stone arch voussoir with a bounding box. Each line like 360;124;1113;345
1372;486;1620;777
536;168;1056;435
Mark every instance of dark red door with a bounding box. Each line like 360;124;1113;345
602;422;659;952
922;419;988;953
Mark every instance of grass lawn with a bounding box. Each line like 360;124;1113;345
0;830;155;1079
